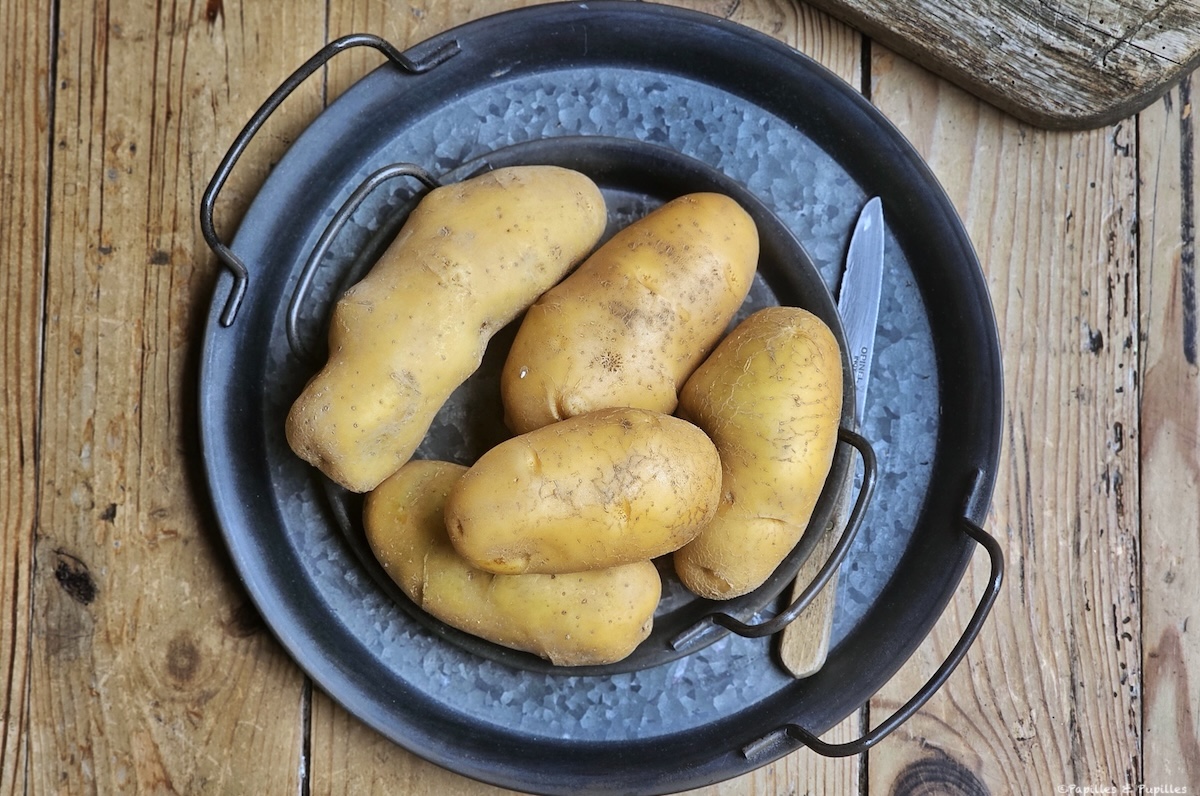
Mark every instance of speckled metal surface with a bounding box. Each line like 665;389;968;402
287;135;869;677
199;3;1000;793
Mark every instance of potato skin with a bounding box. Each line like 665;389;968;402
444;407;722;575
364;460;661;667
501;192;759;434
672;306;843;600
286;166;607;492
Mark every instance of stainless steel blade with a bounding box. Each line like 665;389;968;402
778;197;884;678
838;195;884;425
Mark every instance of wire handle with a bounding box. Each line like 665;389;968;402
669;428;876;654
199;33;460;327
784;471;1004;757
711;428;876;639
286;162;442;361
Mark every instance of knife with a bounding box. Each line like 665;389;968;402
778;196;884;677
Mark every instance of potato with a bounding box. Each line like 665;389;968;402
444;407;722;575
500;192;759;434
364;459;661;667
286;166;607;492
672;306;843;600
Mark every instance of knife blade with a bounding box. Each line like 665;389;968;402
838;196;884;424
778;197;884;677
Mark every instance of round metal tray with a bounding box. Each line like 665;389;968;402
198;3;1004;794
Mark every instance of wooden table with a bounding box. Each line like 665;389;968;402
3;0;1197;793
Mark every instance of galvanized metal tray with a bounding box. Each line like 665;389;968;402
198;4;1004;793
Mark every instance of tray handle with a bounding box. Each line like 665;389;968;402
780;470;1005;758
683;427;876;644
199;33;460;327
286;162;441;362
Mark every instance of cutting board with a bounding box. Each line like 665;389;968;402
810;0;1200;129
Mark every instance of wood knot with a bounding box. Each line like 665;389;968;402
204;0;224;25
890;755;989;796
54;550;97;605
166;633;201;683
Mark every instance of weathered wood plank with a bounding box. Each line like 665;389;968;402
0;0;52;792
11;0;1198;793
28;0;325;791
808;0;1200;129
1137;77;1200;791
865;46;1142;791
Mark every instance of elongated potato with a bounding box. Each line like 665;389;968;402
286;166;607;492
445;407;722;575
364;460;661;667
501;192;759;434
673;306;843;600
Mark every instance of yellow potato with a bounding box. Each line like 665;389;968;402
364;459;661;667
286;165;607;492
501;192;759;434
445;407;722;575
673;306;843;599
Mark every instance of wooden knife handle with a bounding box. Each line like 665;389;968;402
777;478;853;677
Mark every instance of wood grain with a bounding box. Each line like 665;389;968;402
777;483;849;677
1138;77;1200;790
6;0;1199;793
866;45;1142;791
0;0;50;792
27;0;327;791
808;0;1200;129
